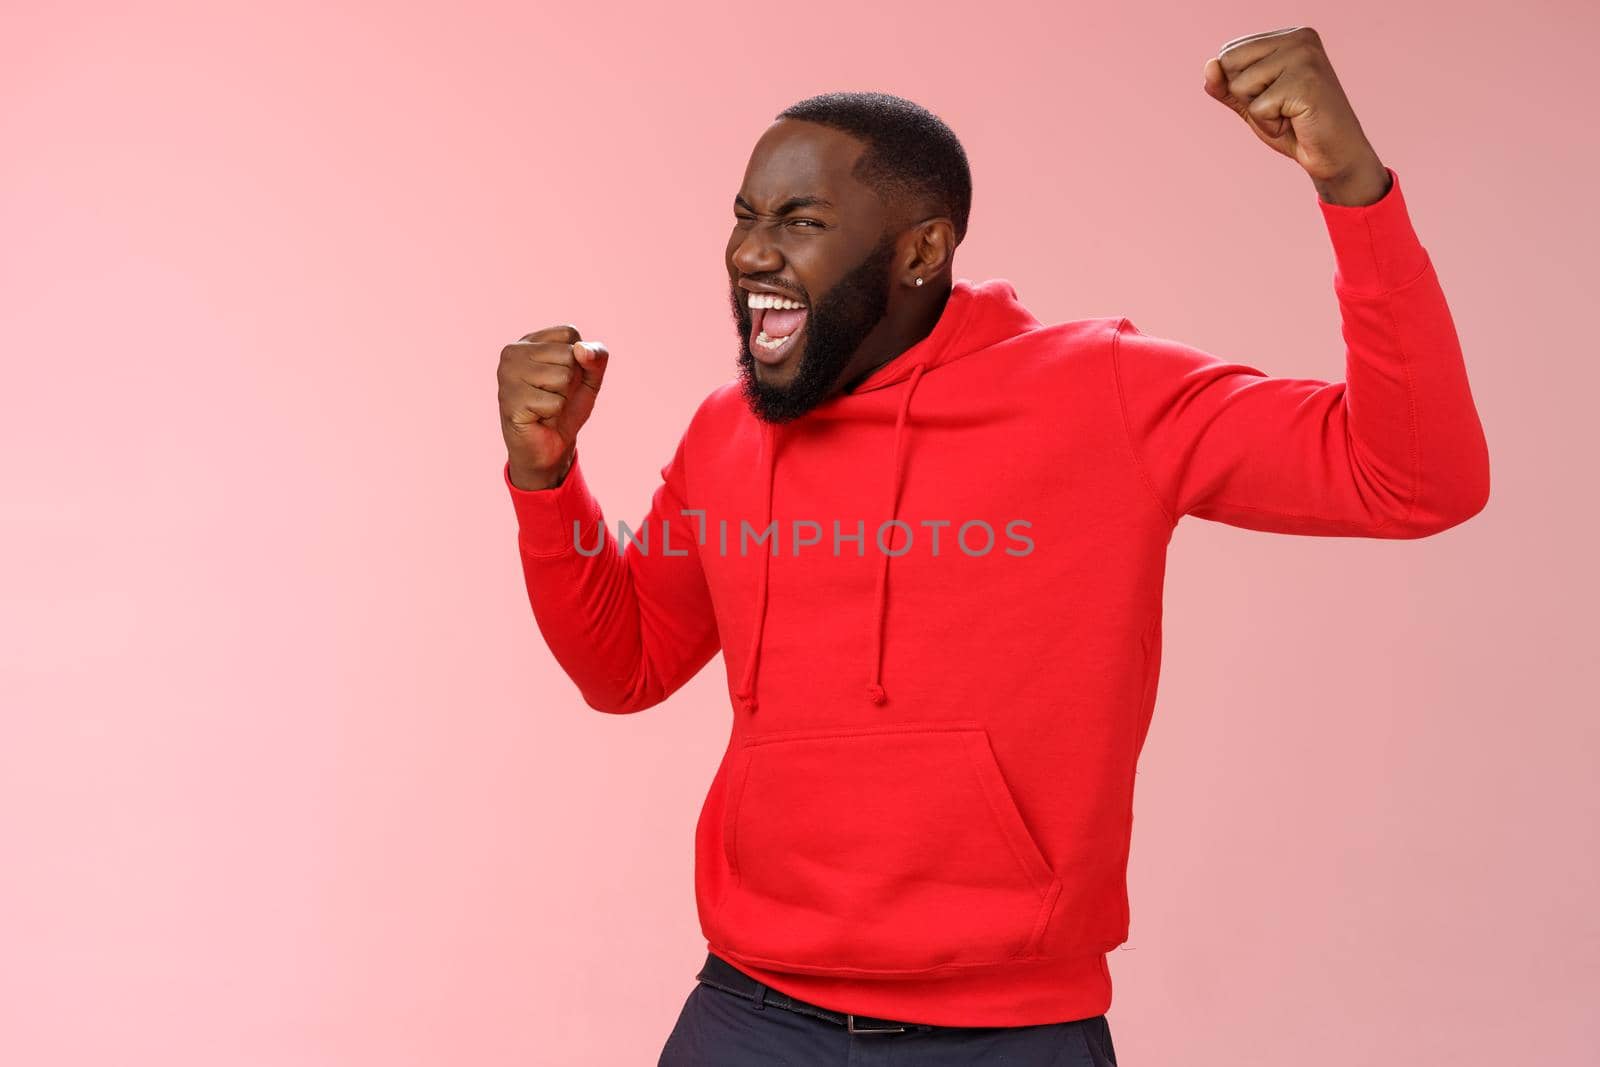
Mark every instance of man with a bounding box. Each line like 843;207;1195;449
496;27;1489;1065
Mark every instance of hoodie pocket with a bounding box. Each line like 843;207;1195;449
707;720;1062;975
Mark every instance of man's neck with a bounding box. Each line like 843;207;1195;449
838;283;951;394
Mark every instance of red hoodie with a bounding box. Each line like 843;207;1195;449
502;167;1490;1027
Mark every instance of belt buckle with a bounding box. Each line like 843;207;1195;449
846;1013;907;1035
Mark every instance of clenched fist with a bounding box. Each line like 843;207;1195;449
498;325;609;491
1203;26;1391;207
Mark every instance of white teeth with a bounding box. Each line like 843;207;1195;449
754;329;795;350
748;292;805;310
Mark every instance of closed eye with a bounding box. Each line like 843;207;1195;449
734;214;824;229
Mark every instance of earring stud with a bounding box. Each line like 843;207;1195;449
915;277;923;287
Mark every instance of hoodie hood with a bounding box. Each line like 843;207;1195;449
731;278;1041;714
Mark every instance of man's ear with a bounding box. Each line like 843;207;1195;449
904;216;955;281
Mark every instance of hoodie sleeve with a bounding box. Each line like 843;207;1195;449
503;430;721;713
1111;166;1490;538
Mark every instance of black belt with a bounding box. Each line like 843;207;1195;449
694;951;945;1035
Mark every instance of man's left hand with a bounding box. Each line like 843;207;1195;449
1203;26;1391;206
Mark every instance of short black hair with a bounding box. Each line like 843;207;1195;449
774;91;972;247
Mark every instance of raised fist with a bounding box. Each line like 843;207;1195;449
498;324;609;490
1203;26;1390;205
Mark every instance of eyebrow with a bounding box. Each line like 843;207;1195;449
734;194;836;214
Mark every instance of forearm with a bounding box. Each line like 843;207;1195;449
1320;167;1491;534
517;543;667;715
506;454;720;713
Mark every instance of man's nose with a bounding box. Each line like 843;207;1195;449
731;226;782;275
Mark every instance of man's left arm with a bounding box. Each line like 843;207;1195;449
1113;26;1491;536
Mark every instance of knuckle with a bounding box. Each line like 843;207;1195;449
524;323;581;343
537;366;572;393
522;346;574;371
534;386;564;411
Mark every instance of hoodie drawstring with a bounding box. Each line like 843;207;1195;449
866;361;927;706
733;421;775;714
733;361;929;715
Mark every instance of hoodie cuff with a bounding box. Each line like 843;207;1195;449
1316;166;1430;296
503;451;604;557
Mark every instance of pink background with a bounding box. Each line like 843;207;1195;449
3;1;1595;1064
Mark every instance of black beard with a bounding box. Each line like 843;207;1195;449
731;231;897;423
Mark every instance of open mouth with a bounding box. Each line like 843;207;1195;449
749;299;808;364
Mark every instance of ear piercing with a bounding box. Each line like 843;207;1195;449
915;277;924;286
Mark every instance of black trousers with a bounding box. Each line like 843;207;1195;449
658;952;1118;1066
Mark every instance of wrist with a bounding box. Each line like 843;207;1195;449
1313;151;1390;206
509;449;575;492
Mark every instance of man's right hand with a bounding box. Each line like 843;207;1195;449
498;324;609;490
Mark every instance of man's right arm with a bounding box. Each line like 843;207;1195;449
504;435;721;714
